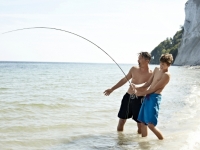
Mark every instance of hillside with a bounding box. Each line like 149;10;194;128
150;28;184;64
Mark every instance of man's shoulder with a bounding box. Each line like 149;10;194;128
132;66;139;69
149;69;153;73
130;66;139;70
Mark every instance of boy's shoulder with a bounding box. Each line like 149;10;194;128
164;71;170;77
155;67;170;76
153;67;159;72
162;70;171;79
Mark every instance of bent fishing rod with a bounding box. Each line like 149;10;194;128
1;27;131;85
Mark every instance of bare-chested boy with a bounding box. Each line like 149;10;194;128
134;53;173;140
104;52;152;133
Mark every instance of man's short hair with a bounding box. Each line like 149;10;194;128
138;52;151;61
160;53;173;65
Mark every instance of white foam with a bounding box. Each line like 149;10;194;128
180;125;200;150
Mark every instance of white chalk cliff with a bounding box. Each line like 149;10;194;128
174;0;200;65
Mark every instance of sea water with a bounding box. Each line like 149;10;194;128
0;62;200;150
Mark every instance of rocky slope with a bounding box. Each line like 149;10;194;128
174;0;200;65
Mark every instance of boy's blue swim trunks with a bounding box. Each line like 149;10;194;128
137;93;161;126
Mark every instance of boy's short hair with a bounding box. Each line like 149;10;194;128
138;52;151;61
160;53;173;66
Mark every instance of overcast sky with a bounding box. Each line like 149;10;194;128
0;0;187;64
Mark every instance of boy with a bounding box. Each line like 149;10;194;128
133;53;173;140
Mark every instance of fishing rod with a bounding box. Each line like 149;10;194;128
1;27;137;120
1;27;131;85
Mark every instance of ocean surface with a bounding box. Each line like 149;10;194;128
0;62;200;150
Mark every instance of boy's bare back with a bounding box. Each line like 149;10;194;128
148;67;170;94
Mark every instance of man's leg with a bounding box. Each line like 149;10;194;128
137;123;142;134
148;123;163;140
117;119;126;131
141;123;148;137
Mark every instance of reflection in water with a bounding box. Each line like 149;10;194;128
117;132;164;150
117;132;126;145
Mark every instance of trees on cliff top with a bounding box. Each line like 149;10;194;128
150;27;184;64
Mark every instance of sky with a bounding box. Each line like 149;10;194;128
0;0;187;64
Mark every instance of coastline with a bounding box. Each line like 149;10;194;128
150;63;200;69
181;65;200;69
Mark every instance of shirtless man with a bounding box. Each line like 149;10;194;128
134;53;173;140
104;52;152;133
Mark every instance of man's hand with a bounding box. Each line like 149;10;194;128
129;83;137;94
104;89;113;96
130;83;135;90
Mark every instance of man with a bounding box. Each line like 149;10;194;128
134;53;173;140
104;52;152;133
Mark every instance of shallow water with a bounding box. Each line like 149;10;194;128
0;62;200;150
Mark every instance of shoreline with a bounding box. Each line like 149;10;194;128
181;65;200;69
150;63;200;69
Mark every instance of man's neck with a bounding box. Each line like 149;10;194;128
139;65;149;71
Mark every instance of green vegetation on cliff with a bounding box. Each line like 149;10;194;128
150;27;184;64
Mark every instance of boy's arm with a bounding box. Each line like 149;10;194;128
133;67;155;90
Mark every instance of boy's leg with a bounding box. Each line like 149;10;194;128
148;123;164;140
137;123;142;134
117;119;126;131
141;123;148;137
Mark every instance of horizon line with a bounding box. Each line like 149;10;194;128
0;60;136;65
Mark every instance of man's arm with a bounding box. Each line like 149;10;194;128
104;67;133;96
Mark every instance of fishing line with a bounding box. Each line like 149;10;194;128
1;27;131;85
1;27;134;119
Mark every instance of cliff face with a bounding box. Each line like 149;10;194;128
174;0;200;65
